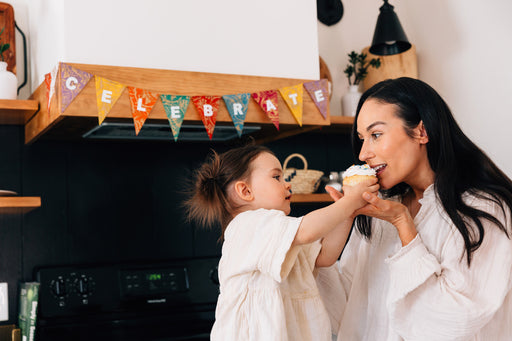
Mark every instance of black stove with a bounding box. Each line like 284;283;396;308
35;257;220;341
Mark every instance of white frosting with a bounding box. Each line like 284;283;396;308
342;164;376;178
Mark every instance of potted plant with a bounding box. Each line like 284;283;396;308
342;51;380;116
0;26;16;99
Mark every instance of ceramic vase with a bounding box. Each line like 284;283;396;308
342;85;361;117
0;61;17;100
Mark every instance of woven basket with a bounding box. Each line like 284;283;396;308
283;153;324;194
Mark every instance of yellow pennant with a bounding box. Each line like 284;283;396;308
279;84;303;126
95;76;125;125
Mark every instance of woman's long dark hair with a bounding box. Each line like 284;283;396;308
352;77;512;265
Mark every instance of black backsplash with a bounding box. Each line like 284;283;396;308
0;124;354;323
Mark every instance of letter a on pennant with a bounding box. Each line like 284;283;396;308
95;76;125;125
303;79;330;120
59;63;93;113
161;94;190;141
252;90;279;130
279;84;303;126
191;96;221;140
127;87;159;135
222;93;250;137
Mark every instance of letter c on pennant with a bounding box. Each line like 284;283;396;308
65;76;78;90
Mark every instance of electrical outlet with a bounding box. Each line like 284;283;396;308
0;282;8;321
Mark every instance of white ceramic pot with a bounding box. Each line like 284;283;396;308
342;85;361;117
0;61;17;99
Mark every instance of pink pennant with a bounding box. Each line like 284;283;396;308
60;63;93;113
304;79;329;119
252;90;279;130
191;96;221;139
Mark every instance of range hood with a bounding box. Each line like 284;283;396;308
83;122;261;142
25;64;331;144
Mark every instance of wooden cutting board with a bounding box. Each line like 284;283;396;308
0;2;15;74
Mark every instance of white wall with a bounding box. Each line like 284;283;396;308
318;0;512;176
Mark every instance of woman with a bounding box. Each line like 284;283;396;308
318;77;512;340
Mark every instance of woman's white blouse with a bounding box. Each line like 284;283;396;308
211;208;331;341
317;185;512;341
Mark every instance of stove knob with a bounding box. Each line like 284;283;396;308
51;278;67;298
77;277;89;295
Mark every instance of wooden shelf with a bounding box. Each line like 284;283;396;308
291;193;333;203
0;196;41;213
0;99;39;125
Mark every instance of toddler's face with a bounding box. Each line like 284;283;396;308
248;152;292;215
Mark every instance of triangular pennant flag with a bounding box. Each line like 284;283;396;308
127;87;159;135
95;76;125;125
222;93;250;137
44;65;59;115
191;96;221;140
44;72;52;115
161;94;190;141
304;79;329;120
60;63;93;113
252;90;279;130
279;84;303;126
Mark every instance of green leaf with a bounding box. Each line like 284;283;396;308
0;44;9;53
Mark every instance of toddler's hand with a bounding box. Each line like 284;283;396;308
342;178;379;209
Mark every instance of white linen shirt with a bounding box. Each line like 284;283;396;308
317;185;512;341
211;208;331;341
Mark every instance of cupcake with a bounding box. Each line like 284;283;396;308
342;164;377;186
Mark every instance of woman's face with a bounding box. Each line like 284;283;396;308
356;99;432;190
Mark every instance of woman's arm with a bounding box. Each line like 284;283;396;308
369;194;512;340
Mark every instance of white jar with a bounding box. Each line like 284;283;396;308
342;85;361;117
0;61;17;100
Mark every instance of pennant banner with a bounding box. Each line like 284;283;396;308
60;63;93;113
303;79;329;120
49;64;331;141
161;94;190;141
252;90;279;130
222;93;250;137
127;87;159;135
95;76;126;125
279;84;304;126
191;96;221;140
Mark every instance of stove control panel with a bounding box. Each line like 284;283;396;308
36;257;219;318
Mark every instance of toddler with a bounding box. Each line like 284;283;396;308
184;144;378;341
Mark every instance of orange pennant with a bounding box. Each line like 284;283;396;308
95;77;125;125
191;96;221;139
127;87;159;135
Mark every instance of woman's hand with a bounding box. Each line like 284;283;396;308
356;192;418;246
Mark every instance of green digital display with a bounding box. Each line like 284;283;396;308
147;273;162;281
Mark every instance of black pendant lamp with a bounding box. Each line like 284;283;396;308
369;0;411;56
